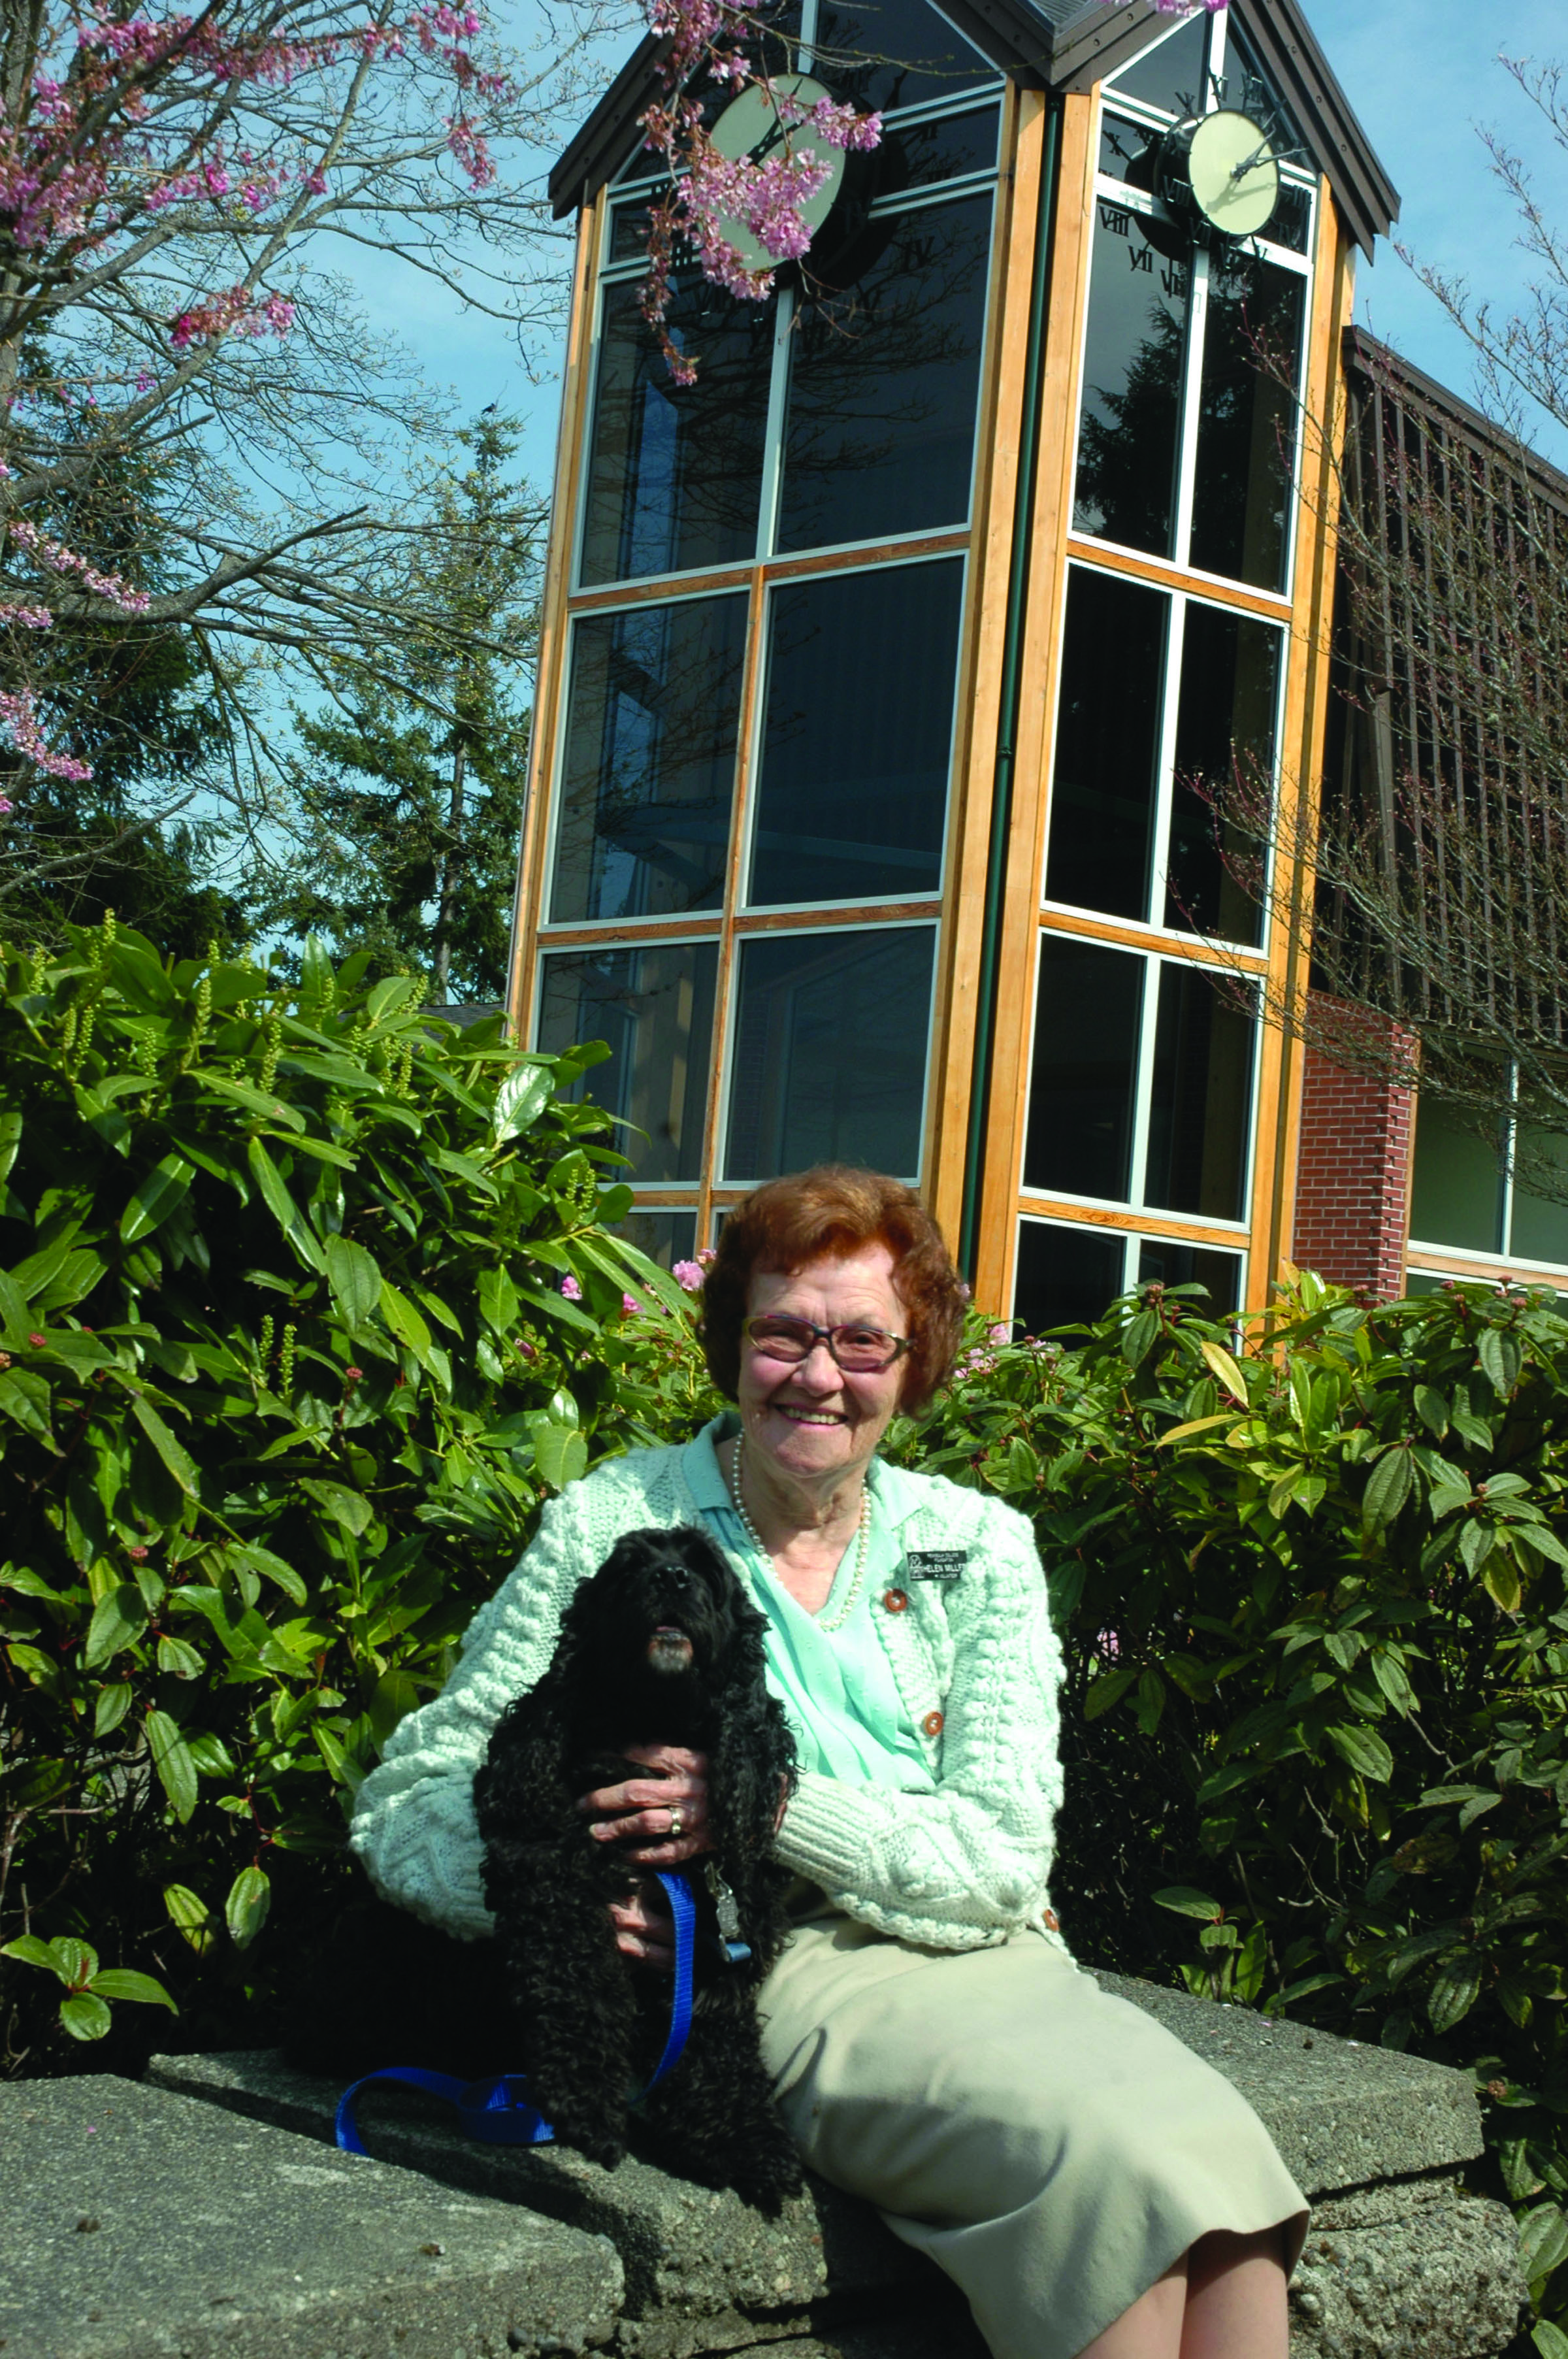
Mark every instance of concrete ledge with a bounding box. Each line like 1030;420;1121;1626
139;1967;1529;2359
0;2074;622;2359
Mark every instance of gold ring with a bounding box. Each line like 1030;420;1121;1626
668;1807;683;1838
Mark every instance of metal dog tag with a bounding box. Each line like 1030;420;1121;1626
706;1860;742;1942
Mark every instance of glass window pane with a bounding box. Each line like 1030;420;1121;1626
1013;1220;1128;1335
1105;12;1208;115
1511;1126;1568;1266
1024;938;1143;1202
1145;964;1255;1219
724;927;935;1180
1135;1238;1242;1317
1045;568;1167;921
811;0;995;116
749;560;961;906
1098;112;1160;195
580;275;772;587
1074;204;1190;557
860;102;1000;199
1188;250;1305;592
612;1206;699;1273
1266;181;1313;256
1409;1099;1505;1251
779;191;992;552
537;943;719;1185
1164;602;1280;945
551;596;747;925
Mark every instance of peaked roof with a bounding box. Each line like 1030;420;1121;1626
547;0;1397;254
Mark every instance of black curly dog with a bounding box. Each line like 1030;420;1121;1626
472;1525;803;2211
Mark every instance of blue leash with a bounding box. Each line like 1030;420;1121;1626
335;1869;698;2157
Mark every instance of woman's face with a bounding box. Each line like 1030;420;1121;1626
738;1242;909;1490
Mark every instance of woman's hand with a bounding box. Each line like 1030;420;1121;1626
577;1741;711;1867
608;1875;678;1970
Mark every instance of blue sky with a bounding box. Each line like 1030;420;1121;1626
369;0;1568;490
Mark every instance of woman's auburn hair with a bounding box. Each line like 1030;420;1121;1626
699;1166;968;1415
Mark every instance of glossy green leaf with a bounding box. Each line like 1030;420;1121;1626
246;1137;325;1272
59;1992;113;2041
89;1968;176;2009
492;1061;555;1144
1;1934;67;1977
0;1110;21;1185
1477;1323;1522;1398
94;1681;133;1737
1083;1665;1137;1720
1362;1443;1413;1529
120;1154;194;1243
1427;1949;1482;2033
378;1278;431;1364
163;1883;217;1955
1152;1887;1224;1921
1519;2203;1568;2285
84;1585;148;1668
225;1866;272;1949
130;1396;199;1497
325;1234;382;1330
157;1636;204;1680
300;1477;372;1536
0;1368;53;1443
145;1708;198;1823
1326;1723;1394;1783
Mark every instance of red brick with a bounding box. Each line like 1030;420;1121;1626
1292;994;1415;1300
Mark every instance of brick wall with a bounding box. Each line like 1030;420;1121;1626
1292;995;1416;1298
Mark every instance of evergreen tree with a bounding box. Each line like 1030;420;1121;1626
260;417;538;1002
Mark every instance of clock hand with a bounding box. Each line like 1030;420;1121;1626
1230;137;1273;183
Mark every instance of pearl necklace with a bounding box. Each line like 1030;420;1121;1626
728;1434;871;1634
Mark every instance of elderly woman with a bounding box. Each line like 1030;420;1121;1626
350;1166;1305;2359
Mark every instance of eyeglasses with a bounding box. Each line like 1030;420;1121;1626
743;1313;910;1373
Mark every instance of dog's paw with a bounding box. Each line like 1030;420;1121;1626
571;2133;627;2172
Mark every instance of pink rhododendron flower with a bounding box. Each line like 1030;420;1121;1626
560;1274;583;1300
673;1259;705;1292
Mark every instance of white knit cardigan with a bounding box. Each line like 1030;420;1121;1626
349;1425;1068;1953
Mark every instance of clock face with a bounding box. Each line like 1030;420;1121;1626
708;73;848;275
1184;108;1281;239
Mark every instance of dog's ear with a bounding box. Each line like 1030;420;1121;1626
710;1682;797;1870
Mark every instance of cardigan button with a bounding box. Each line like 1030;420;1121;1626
921;1709;944;1738
883;1588;909;1614
1042;1907;1060;1934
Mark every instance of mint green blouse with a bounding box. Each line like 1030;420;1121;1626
688;1417;936;1794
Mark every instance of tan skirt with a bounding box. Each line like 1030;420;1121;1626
758;1904;1308;2359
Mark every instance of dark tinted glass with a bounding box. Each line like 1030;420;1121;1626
724;927;936;1179
859;102;999;197
1098;112;1160;194
1107;11;1208;116
580;274;772;586
1409;1099;1505;1251
779;191;992;551
536;942;719;1184
1013;1221;1128;1336
612;1206;699;1273
1045;568;1168;921
1145;964;1255;1219
1024;938;1142;1202
551;595;747;923
1266;180;1313;255
1165;602;1281;944
1512;1127;1568;1266
811;0;994;116
1074;203;1190;557
1222;24;1308;161
750;559;961;904
1188;249;1305;591
1136;1238;1242;1316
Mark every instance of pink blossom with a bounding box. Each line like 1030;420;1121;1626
9;521;150;614
560;1274;583;1300
0;797;14;815
673;1259;705;1293
0;604;54;629
623;1292;644;1315
0;688;93;780
988;1321;1011;1345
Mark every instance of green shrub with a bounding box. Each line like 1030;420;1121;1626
0;919;691;2073
885;1273;1568;2340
